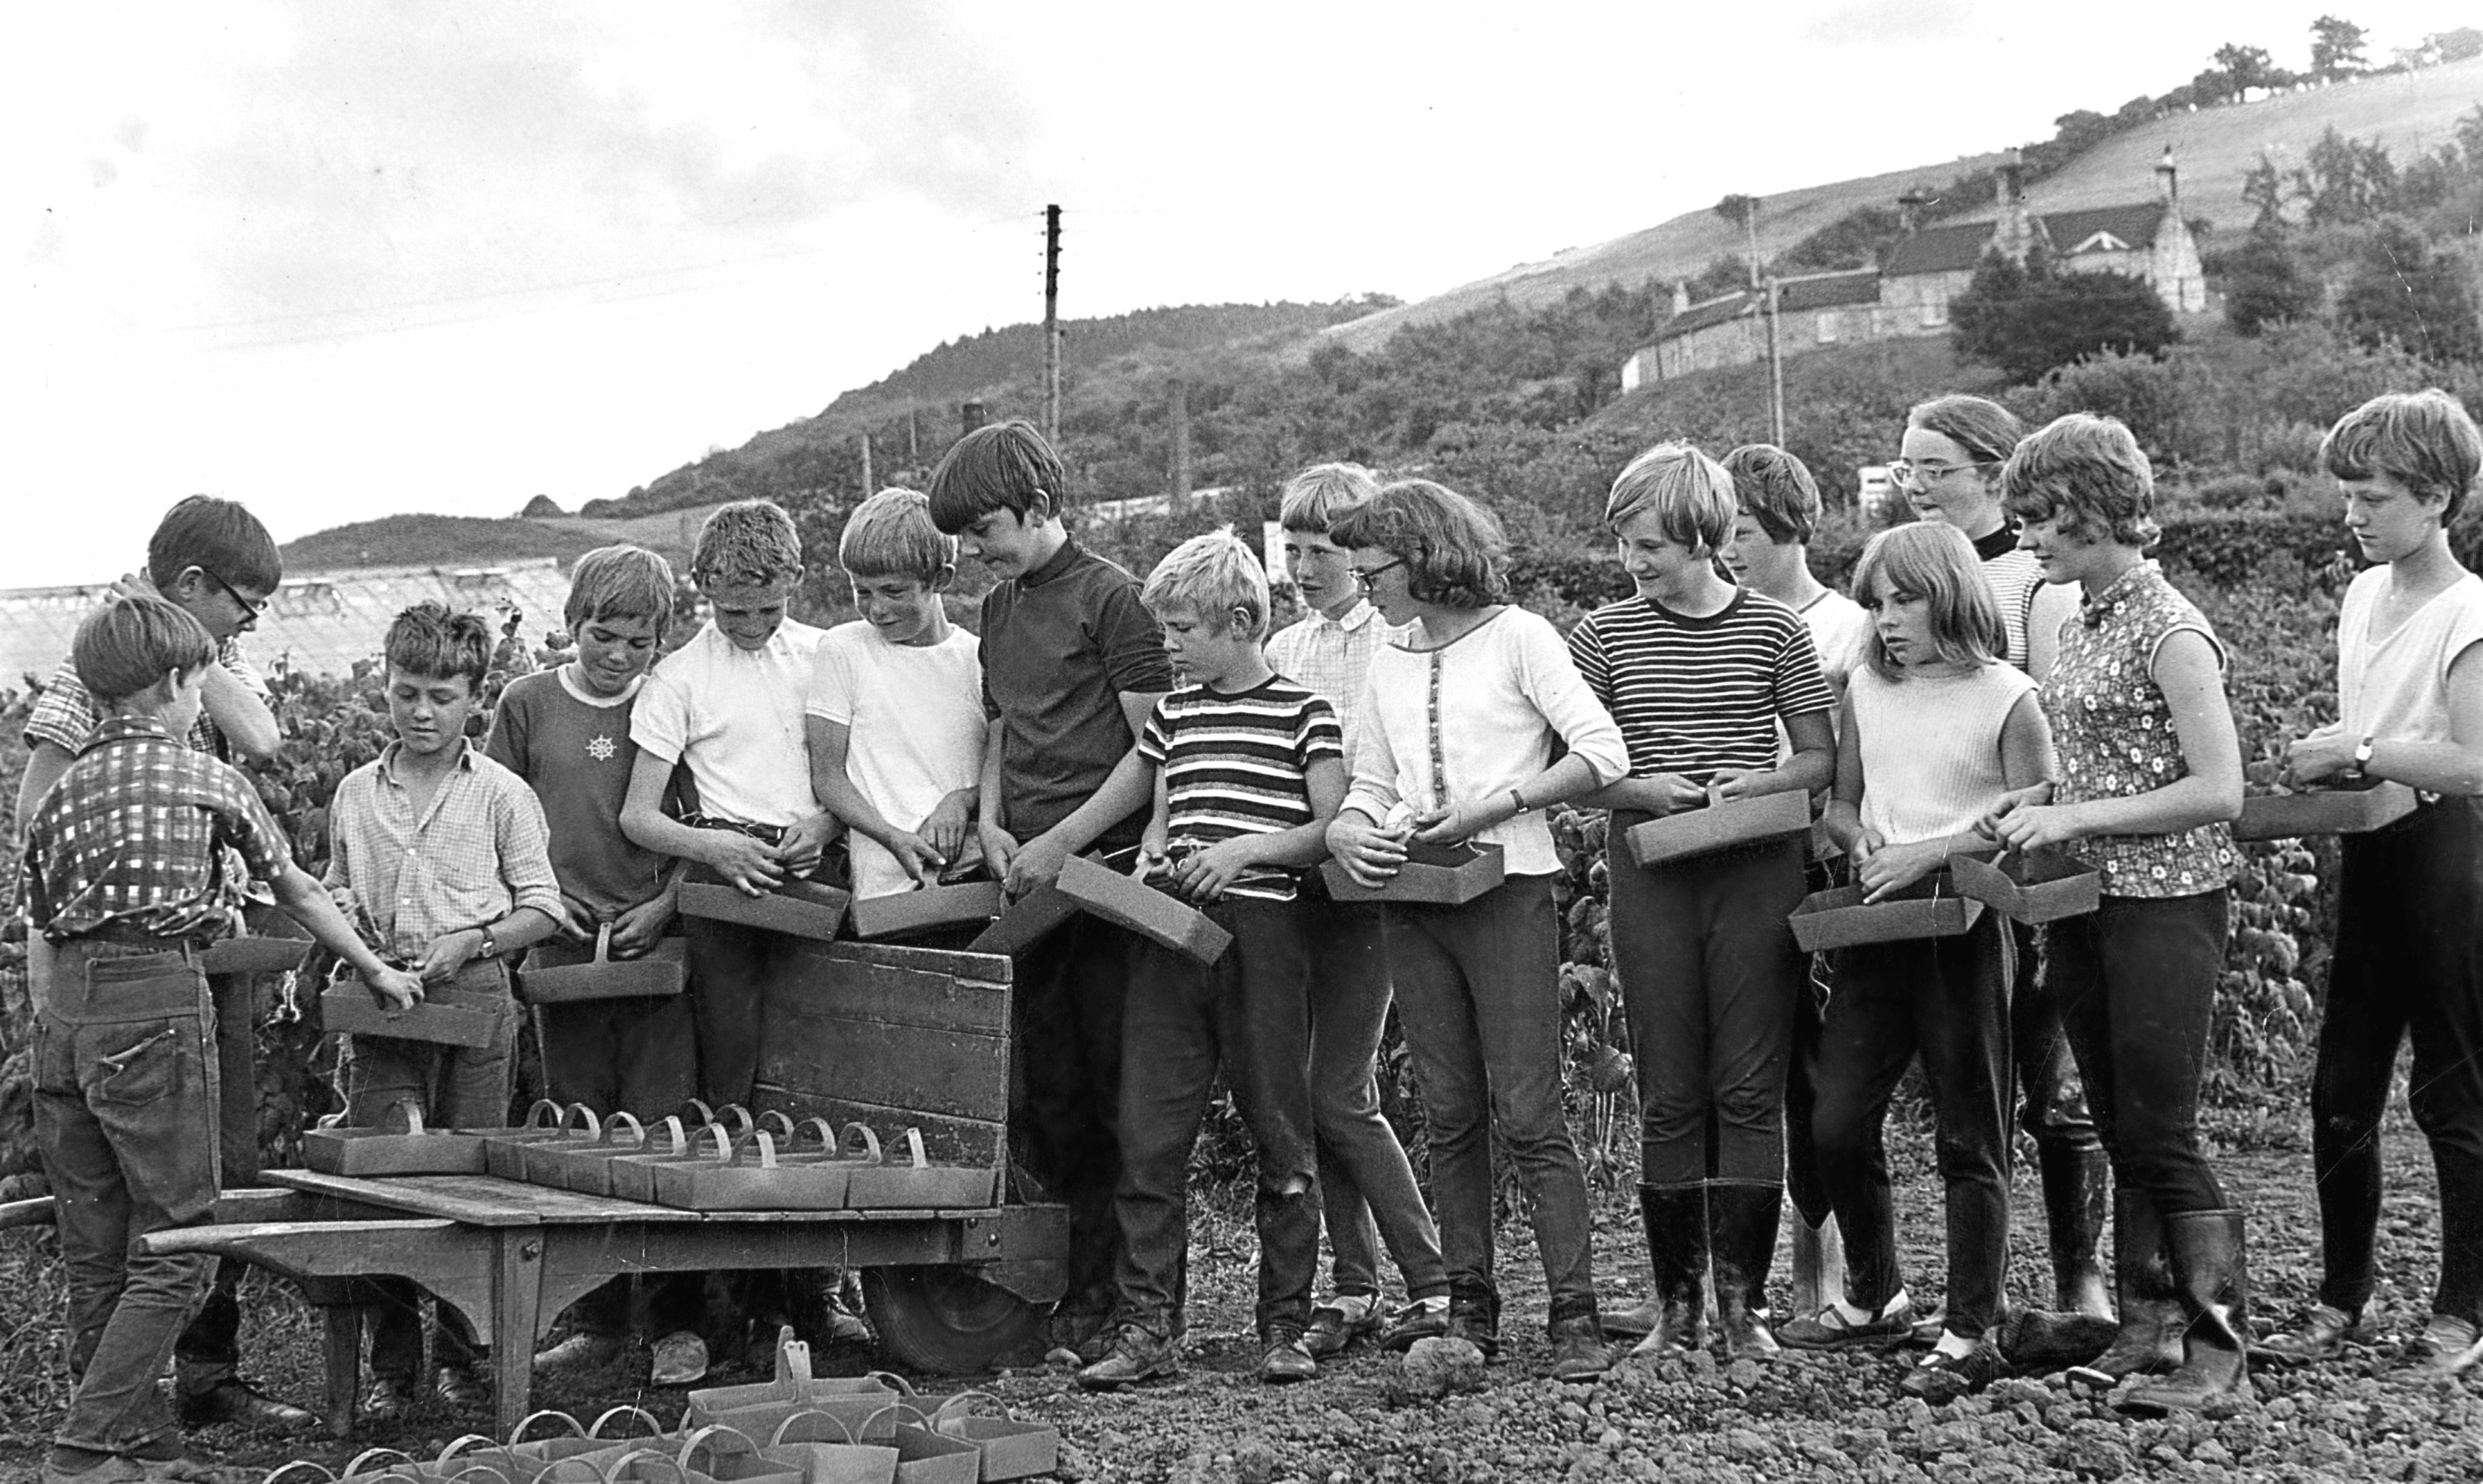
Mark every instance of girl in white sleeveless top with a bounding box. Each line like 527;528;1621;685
1785;523;2053;1400
2264;391;2483;1377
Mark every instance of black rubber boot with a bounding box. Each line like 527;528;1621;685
1707;1182;1783;1363
2120;1208;2250;1414
1628;1183;1708;1357
2043;1144;2115;1318
2061;1189;2183;1382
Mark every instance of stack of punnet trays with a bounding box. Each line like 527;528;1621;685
299;1098;1001;1212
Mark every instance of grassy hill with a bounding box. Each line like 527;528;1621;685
1326;55;2483;354
280;502;731;572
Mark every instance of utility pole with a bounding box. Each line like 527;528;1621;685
859;433;873;496
1043;204;1063;445
907;406;920;464
1169;377;1193;505
1740;195;1787;448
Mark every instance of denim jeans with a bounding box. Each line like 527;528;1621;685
1607;824;1808;1187
339;957;517;1381
1301;883;1448;1303
36;939;221;1457
173;966;260;1395
1811;913;2016;1337
1112;898;1320;1338
2048;891;2231;1217
1388;875;1597;1323
1011;913;1134;1314
2311;798;2483;1323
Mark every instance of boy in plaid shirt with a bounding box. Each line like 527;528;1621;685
324;603;564;1419
22;596;420;1484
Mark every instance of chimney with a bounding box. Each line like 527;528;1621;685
961;400;987;435
1897;189;1935;236
1994;148;2034;265
1169;377;1193;504
1672;281;1691;315
2156;144;2179;207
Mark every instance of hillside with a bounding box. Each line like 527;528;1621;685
279;515;609;571
1325;55;2483;353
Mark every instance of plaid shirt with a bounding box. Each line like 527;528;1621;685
24;638;265;761
22;715;295;943
1265;598;1395;772
324;738;564;962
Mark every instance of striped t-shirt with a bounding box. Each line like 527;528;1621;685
1136;676;1343;902
1566;590;1837;784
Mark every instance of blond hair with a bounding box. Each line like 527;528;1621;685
1606;443;1736;552
838;488;955;583
1142;527;1272;640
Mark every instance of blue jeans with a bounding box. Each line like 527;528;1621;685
1113;898;1320;1338
36;939;221;1457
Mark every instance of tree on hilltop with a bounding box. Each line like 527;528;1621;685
2310;16;2368;79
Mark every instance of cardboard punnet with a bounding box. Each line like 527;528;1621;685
1789;872;1985;953
1625;789;1812;870
322;982;504;1049
1948;848;2101;924
965;883;1078;957
848;879;1007;940
1054;853;1233;964
680;878;852;942
1319;840;1506;905
2234;780;2420;841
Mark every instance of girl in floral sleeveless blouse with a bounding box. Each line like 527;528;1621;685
1984;414;2250;1414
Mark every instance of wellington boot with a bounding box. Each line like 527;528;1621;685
1707;1182;1784;1363
1789;1213;1847;1321
1629;1183;1708;1357
2042;1145;2115;1319
2065;1189;2183;1384
2120;1208;2250;1414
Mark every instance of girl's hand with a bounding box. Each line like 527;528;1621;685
705;832;786;896
1990;801;2086;853
1169;838;1258;902
1410;804;1484;846
1327;814;1409;886
1979;784;2054;841
1856;838;1947;902
2282;728;2356;788
1847;826;1886;865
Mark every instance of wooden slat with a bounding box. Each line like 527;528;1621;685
770;958;1009;1035
795;939;1013;985
756;1088;1003;1171
761;959;1011;1124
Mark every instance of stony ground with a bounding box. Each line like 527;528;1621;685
1;1114;2475;1484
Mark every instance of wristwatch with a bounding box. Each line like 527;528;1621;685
1508;788;1534;818
2351;735;2376;778
476;924;500;959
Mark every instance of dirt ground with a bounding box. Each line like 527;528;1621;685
0;1116;2475;1484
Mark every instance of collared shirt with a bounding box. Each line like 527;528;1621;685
25;636;265;761
324;737;565;961
2042;560;2239;897
22;715;294;943
1266;598;1394;771
631;619;828;831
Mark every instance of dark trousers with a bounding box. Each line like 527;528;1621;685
2311;798;2483;1323
2012;918;2105;1166
526;932;704;1338
1302;885;1448;1303
1812;914;2016;1337
1012;914;1135;1314
1113;899;1319;1338
2048;891;2230;1218
172;968;259;1395
1784;856;1839;1228
1608;825;1808;1187
683;915;796;1110
1389;876;1597;1323
339;959;519;1382
36;941;221;1457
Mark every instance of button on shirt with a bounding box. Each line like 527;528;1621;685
323;737;564;962
22;715;295;943
1265;598;1395;771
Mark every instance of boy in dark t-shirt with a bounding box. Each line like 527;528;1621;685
929;420;1174;1361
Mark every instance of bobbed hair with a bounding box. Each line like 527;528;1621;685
1278;463;1380;535
74;594;216;704
1328;479;1510;611
1605;443;1737;554
564;545;678;641
2000;413;2160;550
1722;443;1823;545
1141;527;1271;641
838;487;956;584
691;501;804;591
1907;394;2026;468
1850;523;2007;681
927;420;1067;535
2321;388;2482;524
384;602;494;690
147;496;281;596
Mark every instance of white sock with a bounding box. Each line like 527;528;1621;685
1327;1293;1376;1322
1930;1329;1976;1360
1832;1287;1908;1325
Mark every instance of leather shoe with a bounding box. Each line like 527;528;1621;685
1076;1323;1179;1391
177;1377;320;1434
532;1333;623;1375
1258;1329;1318;1383
651;1330;710;1386
359;1376;414;1424
432;1364;491;1410
2250;1302;2371;1366
1304;1299;1381;1358
1548;1314;1611;1382
2412;1313;2483;1377
1377;1299;1450;1352
1901;1338;2008;1401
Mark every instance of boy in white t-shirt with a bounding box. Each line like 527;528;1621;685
806;489;985;901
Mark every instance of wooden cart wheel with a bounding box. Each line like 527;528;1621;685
858;1265;1043;1374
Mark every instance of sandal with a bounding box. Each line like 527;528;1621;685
1777;1293;1916;1351
2250;1303;2370;1366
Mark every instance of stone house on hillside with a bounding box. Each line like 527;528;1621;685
1621;149;2208;392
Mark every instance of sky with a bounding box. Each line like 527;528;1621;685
2;0;2470;588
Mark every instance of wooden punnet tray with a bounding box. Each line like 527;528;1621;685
2234;780;2419;841
479;1100;580;1179
321;982;503;1049
1055;853;1232;964
1789;873;1985;953
649;1127;858;1212
843;1127;1001;1211
1626;789;1812;869
199;936;312;977
1320;840;1506;906
1948;848;2101;924
680;878;852;942
965;883;1079;957
299;1106;487;1178
849;879;1007;941
517;925;686;1003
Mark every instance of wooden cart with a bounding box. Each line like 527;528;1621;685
1;939;1064;1438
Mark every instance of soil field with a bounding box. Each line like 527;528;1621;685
0;1115;2471;1484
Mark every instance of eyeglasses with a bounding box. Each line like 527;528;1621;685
1889;459;1991;491
198;568;271;620
1349;558;1406;592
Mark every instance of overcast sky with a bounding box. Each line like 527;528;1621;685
2;0;2466;588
